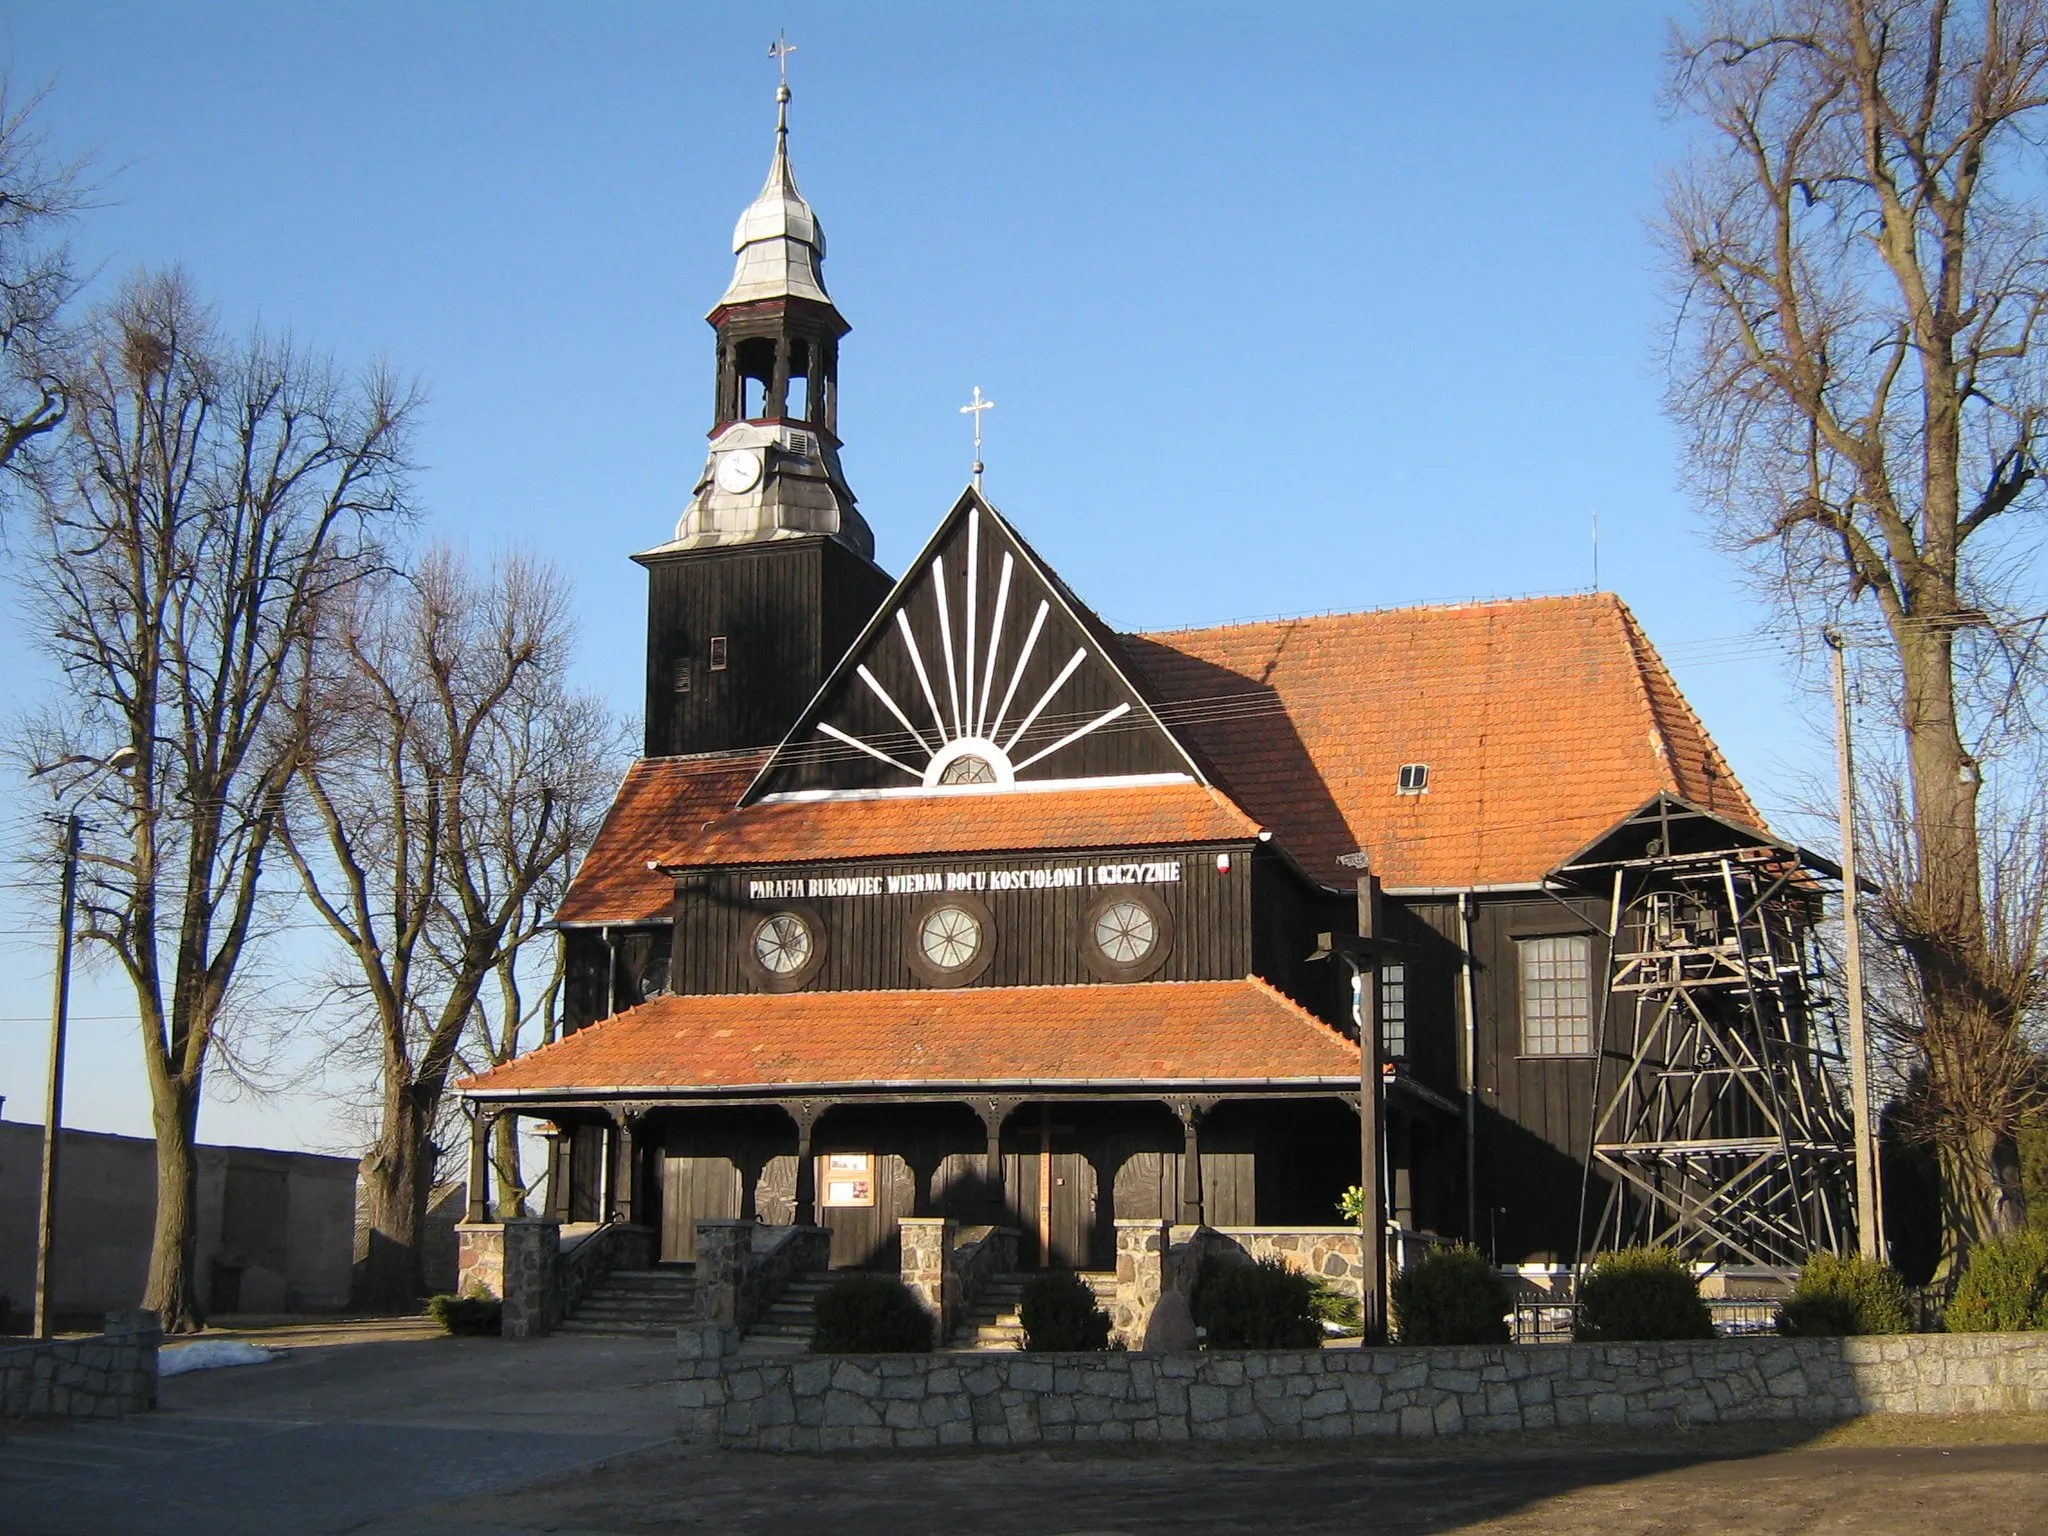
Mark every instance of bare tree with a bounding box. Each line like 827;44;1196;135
15;270;417;1329
1663;0;2048;1256
280;549;618;1309
0;77;90;490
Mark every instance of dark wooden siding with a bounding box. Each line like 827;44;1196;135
640;536;891;760
561;924;675;1034
1248;849;1353;1026
670;843;1254;995
1463;891;1618;1264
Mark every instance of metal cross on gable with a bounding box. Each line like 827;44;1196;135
960;386;995;489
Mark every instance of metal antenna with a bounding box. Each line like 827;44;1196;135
960;386;995;490
1592;510;1600;592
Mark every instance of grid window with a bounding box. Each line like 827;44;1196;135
1519;935;1593;1055
709;635;729;671
1379;963;1408;1058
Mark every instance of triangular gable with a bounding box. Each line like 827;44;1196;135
747;488;1210;801
1546;791;1837;884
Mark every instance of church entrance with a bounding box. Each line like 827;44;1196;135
1009;1104;1099;1269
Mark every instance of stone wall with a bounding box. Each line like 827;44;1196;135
1208;1228;1366;1290
499;1219;561;1338
900;1220;1016;1347
695;1221;831;1329
675;1328;2048;1452
455;1221;505;1301
1;1310;159;1421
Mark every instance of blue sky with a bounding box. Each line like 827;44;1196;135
0;2;1829;1153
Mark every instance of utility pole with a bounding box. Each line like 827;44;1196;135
1827;631;1882;1262
34;813;81;1339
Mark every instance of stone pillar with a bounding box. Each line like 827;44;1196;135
899;1216;955;1348
693;1219;754;1326
455;1222;506;1299
1111;1219;1171;1349
499;1218;562;1338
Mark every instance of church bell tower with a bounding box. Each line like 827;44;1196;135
636;72;891;758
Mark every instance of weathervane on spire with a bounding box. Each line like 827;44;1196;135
960;387;995;489
770;32;796;119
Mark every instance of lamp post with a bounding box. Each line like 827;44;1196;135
1311;894;1415;1346
28;746;137;1339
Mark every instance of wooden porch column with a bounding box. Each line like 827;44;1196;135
975;1098;1018;1226
466;1109;497;1223
1169;1099;1206;1227
788;1102;820;1226
541;1125;572;1222
607;1110;639;1225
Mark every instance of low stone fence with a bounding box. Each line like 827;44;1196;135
1;1310;160;1421
675;1326;2048;1452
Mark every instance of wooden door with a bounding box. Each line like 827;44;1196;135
659;1155;739;1262
1012;1147;1098;1269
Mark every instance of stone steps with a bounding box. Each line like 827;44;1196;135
949;1270;1116;1350
742;1274;835;1346
555;1265;697;1338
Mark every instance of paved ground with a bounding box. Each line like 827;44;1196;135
0;1327;673;1536
4;1327;2046;1535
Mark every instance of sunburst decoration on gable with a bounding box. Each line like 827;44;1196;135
815;507;1131;789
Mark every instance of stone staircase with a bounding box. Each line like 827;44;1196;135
739;1271;836;1353
950;1271;1117;1351
554;1265;698;1338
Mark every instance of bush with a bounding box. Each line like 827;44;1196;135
1777;1253;1913;1337
809;1273;934;1352
427;1292;502;1336
1308;1276;1362;1336
1019;1269;1113;1351
1574;1248;1714;1342
1945;1227;2048;1333
1392;1244;1511;1346
1191;1257;1322;1349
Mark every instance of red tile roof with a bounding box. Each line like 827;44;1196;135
553;752;770;926
655;780;1262;869
1121;594;1760;889
458;977;1358;1095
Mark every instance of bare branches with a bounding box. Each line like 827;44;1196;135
0;75;90;494
10;268;418;1326
282;545;622;1305
1665;1;2048;1256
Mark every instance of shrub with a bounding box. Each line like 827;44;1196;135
809;1273;934;1353
1019;1269;1113;1351
1308;1276;1362;1336
427;1292;502;1336
1392;1244;1511;1346
1574;1248;1714;1342
1945;1227;2048;1333
1777;1253;1913;1337
1191;1257;1322;1349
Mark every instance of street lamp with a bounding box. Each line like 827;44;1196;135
26;745;137;1338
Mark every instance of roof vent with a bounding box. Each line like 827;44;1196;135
1397;763;1430;795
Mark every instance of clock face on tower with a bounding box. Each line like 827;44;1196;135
715;447;764;495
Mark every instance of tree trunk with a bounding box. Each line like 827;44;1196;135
141;1078;203;1333
490;1116;527;1220
353;1085;442;1311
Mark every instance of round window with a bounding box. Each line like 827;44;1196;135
1091;899;1157;966
1080;888;1174;981
906;893;995;986
741;906;825;992
918;903;983;969
638;956;672;1001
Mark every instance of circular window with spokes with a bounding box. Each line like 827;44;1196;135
1081;887;1174;981
906;892;996;986
740;905;826;992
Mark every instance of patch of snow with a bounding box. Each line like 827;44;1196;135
158;1339;277;1376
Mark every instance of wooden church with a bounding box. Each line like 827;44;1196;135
459;80;1853;1288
